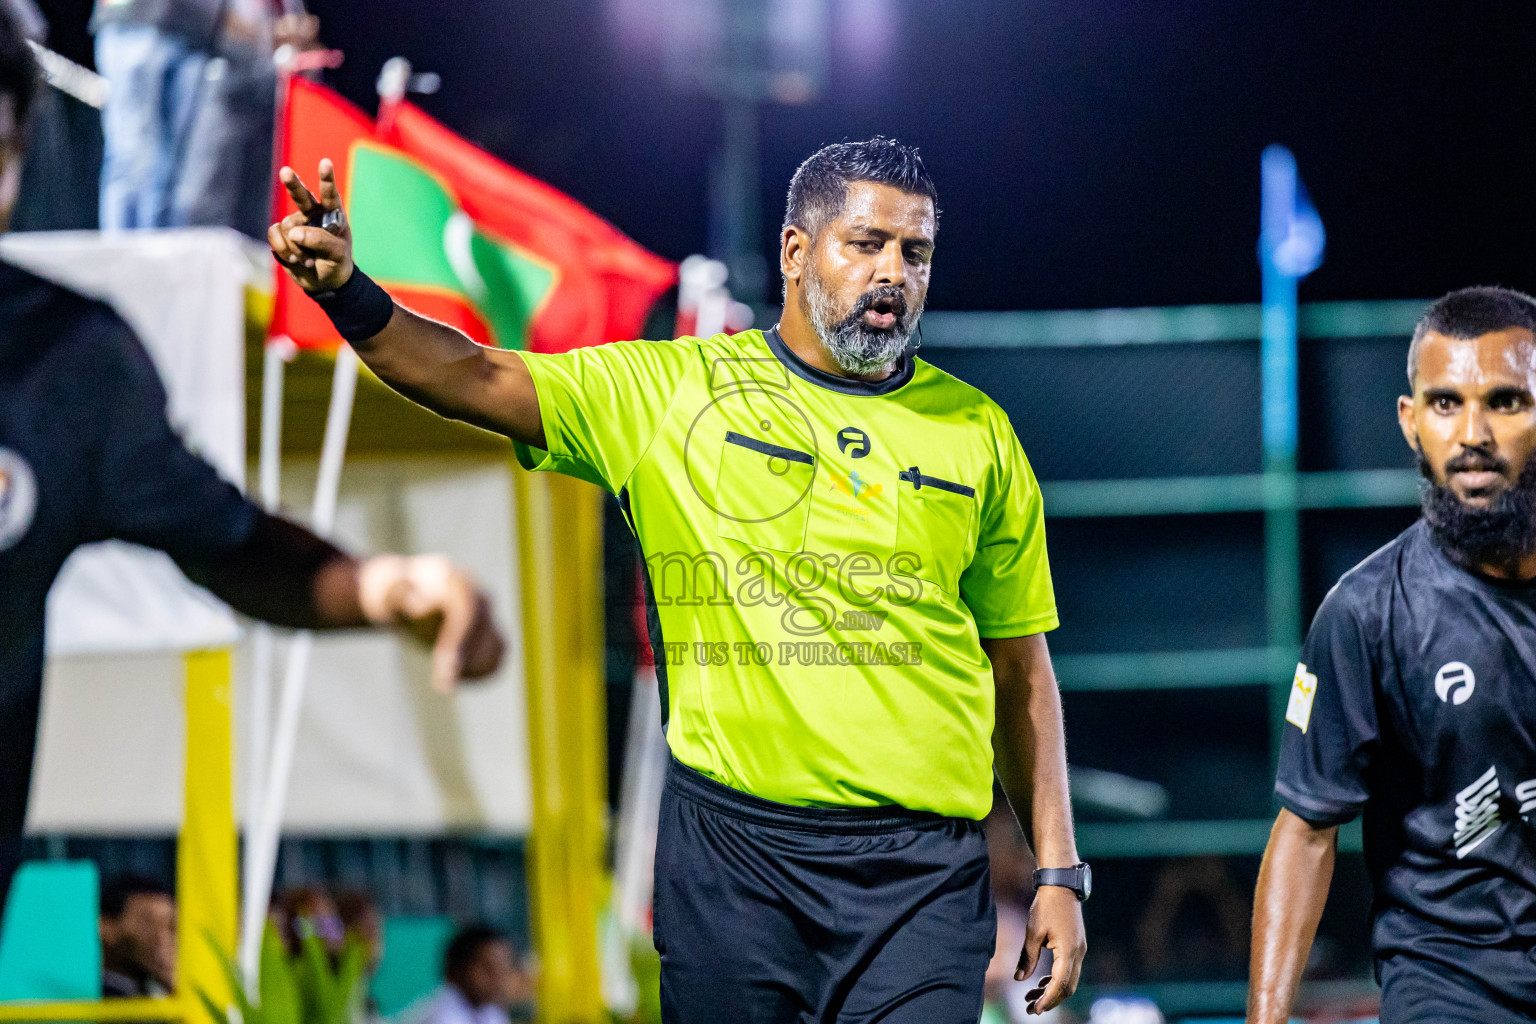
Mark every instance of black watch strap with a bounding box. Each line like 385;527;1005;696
1033;863;1091;902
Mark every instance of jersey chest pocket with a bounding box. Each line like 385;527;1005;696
715;431;815;552
894;467;977;593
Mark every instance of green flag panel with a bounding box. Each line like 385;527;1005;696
467;229;556;350
347;142;557;350
347;144;466;295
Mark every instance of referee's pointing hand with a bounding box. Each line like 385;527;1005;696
270;159;355;295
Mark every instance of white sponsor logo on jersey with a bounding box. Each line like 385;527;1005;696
0;448;37;552
1453;765;1501;858
1517;778;1536;818
1286;662;1318;733
1434;661;1476;705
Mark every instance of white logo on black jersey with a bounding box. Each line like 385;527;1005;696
1517;778;1536;819
0;449;36;552
1453;766;1501;858
1434;661;1476;705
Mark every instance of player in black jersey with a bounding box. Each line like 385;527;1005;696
1248;286;1536;1024
0;13;502;903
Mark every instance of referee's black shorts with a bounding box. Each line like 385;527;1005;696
1378;954;1536;1024
654;757;995;1024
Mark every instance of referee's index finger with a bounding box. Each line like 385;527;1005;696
279;165;320;215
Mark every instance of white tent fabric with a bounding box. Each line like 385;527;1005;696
0;229;252;653
28;458;530;835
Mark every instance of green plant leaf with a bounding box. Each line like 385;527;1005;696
260;925;303;1024
329;939;369;1024
296;927;335;1024
195;920;366;1024
195;987;234;1024
201;927;257;1024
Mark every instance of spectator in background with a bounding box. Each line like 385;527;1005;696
90;0;320;237
335;888;386;1024
411;926;531;1024
99;875;175;998
274;885;345;958
1134;856;1249;982
335;887;384;969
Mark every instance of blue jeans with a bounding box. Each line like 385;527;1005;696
95;23;208;230
173;49;277;240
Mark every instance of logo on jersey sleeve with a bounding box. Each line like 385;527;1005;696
1285;663;1318;733
0;449;37;552
1453;765;1502;858
1434;661;1476;705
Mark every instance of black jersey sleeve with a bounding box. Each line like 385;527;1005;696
1275;585;1381;826
87;310;260;559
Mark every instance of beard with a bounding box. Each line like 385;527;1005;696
1419;446;1536;571
801;263;925;376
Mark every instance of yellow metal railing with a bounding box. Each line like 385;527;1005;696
7;463;609;1024
0;997;182;1022
0;649;236;1024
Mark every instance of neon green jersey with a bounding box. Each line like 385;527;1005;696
515;328;1057;819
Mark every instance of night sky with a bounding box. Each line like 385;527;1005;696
39;1;1536;311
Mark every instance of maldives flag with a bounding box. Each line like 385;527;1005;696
270;78;675;352
269;78;372;348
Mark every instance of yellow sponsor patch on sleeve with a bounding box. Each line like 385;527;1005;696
1286;662;1319;733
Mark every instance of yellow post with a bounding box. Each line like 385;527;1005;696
179;649;237;1024
515;467;608;1022
0;647;234;1024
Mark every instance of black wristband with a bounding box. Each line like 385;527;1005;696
310;267;395;342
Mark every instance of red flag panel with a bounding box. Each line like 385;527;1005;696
386;103;676;352
269;77;374;350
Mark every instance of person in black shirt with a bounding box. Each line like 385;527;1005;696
0;13;503;904
1249;286;1536;1023
99;875;175;998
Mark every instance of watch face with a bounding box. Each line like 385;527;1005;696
1080;863;1093;901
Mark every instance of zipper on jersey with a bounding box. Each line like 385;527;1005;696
898;466;975;498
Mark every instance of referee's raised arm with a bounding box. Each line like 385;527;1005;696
269;160;546;449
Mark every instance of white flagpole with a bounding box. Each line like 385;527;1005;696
238;343;358;986
239;336;295;985
239;55;429;987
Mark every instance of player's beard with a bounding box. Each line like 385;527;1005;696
801;260;924;376
1419;446;1536;571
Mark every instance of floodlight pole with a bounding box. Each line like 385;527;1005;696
1258;144;1323;753
711;91;763;306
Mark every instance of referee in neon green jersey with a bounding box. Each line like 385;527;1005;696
271;137;1087;1022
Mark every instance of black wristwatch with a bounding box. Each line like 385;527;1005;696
1033;862;1092;902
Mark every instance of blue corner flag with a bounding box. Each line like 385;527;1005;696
1257;145;1324;466
1259;144;1325;279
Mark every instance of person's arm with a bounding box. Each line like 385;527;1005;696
1247;809;1337;1024
177;512;504;693
984;632;1085;1015
86;300;505;693
268;160;545;447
